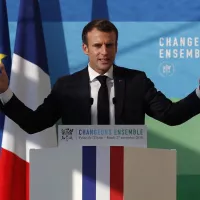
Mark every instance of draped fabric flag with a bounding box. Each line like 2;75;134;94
0;0;57;199
0;0;12;196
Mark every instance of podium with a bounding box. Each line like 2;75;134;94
30;125;176;200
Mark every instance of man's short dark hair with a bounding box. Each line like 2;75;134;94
82;19;118;45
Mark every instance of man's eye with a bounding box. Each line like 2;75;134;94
94;44;101;48
106;44;113;47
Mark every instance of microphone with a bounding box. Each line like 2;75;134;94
90;98;94;105
112;97;116;104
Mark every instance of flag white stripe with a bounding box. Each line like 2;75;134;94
96;146;110;200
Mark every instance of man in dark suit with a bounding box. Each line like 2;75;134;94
0;19;200;134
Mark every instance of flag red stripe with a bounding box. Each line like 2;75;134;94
110;146;124;200
0;148;29;200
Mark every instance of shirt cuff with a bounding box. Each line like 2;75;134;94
0;88;13;105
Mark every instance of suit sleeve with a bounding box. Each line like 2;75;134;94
144;73;200;125
0;79;62;134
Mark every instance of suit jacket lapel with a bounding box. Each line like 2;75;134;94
113;65;125;124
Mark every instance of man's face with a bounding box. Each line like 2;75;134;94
82;28;117;74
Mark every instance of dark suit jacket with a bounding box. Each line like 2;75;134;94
1;65;200;134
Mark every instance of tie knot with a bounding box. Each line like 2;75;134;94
96;75;107;85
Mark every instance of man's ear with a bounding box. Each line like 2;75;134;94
82;43;89;55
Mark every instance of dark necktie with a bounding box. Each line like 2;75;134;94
96;75;110;124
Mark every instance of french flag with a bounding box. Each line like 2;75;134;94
0;0;57;199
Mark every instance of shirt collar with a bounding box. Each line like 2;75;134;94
88;63;113;82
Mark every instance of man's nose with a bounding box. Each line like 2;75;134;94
101;45;108;54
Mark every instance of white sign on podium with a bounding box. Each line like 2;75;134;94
58;125;147;147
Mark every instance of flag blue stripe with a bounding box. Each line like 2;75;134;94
14;0;49;75
82;146;96;200
0;0;11;149
0;0;11;78
0;3;11;55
